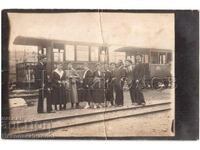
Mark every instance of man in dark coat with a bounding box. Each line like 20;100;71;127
104;64;114;106
132;55;146;105
113;60;126;106
35;55;54;113
125;59;136;104
82;63;94;109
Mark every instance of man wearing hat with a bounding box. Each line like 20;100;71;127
35;55;54;113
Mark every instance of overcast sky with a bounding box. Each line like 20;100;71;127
8;12;174;52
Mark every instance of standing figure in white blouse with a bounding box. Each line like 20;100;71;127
52;63;67;110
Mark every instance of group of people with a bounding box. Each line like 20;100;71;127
35;55;145;114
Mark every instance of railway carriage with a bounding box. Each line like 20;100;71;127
13;36;109;89
13;36;173;89
115;47;173;89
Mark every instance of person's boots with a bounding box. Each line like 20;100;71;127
76;103;82;109
63;104;67;110
55;104;58;111
71;103;74;109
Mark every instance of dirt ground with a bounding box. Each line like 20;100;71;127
48;110;174;137
9;88;174;122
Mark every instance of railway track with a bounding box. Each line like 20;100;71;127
8;101;171;137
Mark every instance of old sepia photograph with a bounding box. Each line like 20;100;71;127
3;11;176;138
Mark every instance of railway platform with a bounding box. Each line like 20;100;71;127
7;89;174;137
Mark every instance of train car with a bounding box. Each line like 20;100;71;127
115;47;173;88
15;62;37;89
13;36;109;89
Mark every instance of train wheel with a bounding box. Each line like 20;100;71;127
164;80;169;88
151;78;159;89
145;80;151;89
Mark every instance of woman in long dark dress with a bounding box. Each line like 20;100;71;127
52;63;67;110
104;64;114;107
91;63;105;108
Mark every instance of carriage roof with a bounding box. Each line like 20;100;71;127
114;46;172;54
13;36;108;48
14;36;173;54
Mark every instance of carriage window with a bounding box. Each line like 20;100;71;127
38;49;42;54
141;55;145;63
65;45;75;61
144;54;149;63
126;56;131;60
167;53;172;64
53;48;59;53
131;56;135;64
43;48;47;55
53;49;64;62
159;53;166;64
126;55;135;64
100;49;107;62
90;46;99;61
76;45;89;61
151;52;159;64
60;49;64;62
38;48;46;55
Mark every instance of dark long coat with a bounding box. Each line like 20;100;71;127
35;62;51;113
104;70;114;103
126;66;136;103
131;63;145;104
35;62;47;89
80;69;94;103
92;70;105;103
113;65;126;106
52;70;67;108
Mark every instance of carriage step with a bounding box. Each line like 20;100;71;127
8;101;171;137
9;89;38;99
